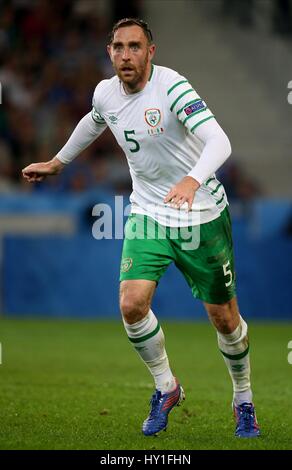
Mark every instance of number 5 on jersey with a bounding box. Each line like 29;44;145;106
223;261;233;287
124;130;140;153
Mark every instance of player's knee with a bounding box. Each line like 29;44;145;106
120;295;150;324
205;298;240;334
215;315;237;334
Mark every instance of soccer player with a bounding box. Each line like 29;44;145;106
22;18;260;438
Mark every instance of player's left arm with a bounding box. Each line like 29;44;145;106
164;119;231;210
165;78;231;210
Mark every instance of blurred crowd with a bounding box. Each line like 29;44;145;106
0;0;260;200
0;0;140;194
221;0;292;34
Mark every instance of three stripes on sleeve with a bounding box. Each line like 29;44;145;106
167;78;215;134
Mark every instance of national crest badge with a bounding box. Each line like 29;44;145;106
145;109;161;127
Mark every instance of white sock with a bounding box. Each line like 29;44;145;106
123;309;176;393
217;316;253;405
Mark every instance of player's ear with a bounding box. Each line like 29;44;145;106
107;44;113;62
149;44;156;61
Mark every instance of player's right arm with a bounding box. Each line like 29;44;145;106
22;83;107;183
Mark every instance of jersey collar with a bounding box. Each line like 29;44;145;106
148;63;154;81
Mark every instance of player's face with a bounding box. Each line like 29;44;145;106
108;25;155;92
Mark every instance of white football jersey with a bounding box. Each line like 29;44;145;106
92;64;227;227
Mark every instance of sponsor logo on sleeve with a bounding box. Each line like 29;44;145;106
184;100;206;116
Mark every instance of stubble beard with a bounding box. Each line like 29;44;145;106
115;55;149;92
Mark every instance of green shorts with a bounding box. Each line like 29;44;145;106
120;206;236;304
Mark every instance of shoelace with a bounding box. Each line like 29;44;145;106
148;390;162;419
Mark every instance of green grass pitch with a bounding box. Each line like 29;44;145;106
0;318;291;450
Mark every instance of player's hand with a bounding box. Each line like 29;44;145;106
164;176;200;211
22;157;65;183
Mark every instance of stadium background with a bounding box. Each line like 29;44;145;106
0;0;292;451
1;0;291;319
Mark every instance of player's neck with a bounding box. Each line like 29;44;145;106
122;63;152;95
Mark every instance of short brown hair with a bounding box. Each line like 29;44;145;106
109;18;153;44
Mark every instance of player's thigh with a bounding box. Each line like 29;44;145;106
174;206;236;304
120;214;174;284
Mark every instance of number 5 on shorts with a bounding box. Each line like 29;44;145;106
223;261;233;287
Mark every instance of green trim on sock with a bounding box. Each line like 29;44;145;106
128;323;161;343
220;345;249;361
